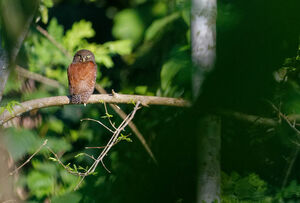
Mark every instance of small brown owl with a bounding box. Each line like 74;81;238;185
67;49;97;105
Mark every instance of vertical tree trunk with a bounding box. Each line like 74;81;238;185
197;115;221;202
191;0;220;202
191;0;217;98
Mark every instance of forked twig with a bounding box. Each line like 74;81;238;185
81;118;114;133
103;102;117;130
74;101;141;190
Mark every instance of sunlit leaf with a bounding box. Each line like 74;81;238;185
63;20;95;52
112;9;145;45
27;171;54;198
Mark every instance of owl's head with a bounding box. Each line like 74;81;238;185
72;49;95;63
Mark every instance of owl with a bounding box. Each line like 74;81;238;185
67;49;97;106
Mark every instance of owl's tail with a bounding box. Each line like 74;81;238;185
70;95;81;104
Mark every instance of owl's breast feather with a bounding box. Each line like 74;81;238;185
68;61;97;94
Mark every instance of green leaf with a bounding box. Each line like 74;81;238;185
112;9;145;46
181;8;190;26
0;100;21;115
98;54;114;68
49;157;58;162
152;1;168;17
48;18;64;43
135;86;148;95
117;134;133;143
104;40;132;55
48;117;64;134
3;128;41;160
46;137;72;152
42;0;54;8
73;164;78;172
39;5;49;24
27;171;54;198
63;20;95;52
32;160;57;175
101;112;113;119
52;192;82;203
145;12;180;41
75;153;85;158
161;58;183;90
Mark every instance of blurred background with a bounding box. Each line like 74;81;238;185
0;0;300;202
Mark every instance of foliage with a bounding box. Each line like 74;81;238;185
222;172;268;201
0;0;299;202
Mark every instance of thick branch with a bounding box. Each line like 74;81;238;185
0;94;190;125
15;66;157;163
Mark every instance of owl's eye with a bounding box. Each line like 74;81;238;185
86;55;91;59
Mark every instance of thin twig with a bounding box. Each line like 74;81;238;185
9;139;48;175
282;147;300;188
81;153;96;161
268;101;300;188
103;102;117;130
35;25;72;59
95;85;158;163
74;101;141;190
46;146;86;176
81;118;114;133
101;160;111;173
269;102;300;135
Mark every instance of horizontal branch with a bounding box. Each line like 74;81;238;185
16;65;62;88
220;110;278;127
0;93;190;125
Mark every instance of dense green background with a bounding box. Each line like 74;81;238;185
1;0;300;202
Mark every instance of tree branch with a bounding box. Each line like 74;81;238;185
219;110;278;127
16;66;62;88
35;25;73;59
0;93;190;125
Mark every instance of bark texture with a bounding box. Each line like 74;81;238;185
197;115;221;202
191;0;220;202
0;94;190;125
191;0;217;98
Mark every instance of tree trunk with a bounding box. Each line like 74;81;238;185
191;0;217;98
197;115;221;202
191;0;220;202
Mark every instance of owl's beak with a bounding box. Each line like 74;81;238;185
82;56;86;62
